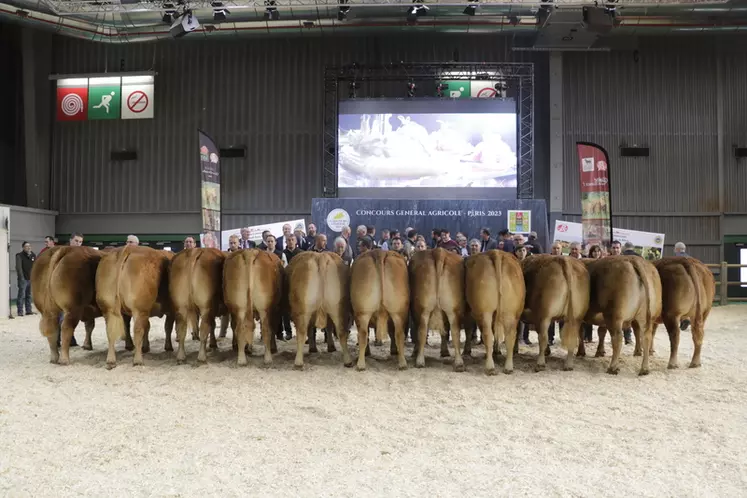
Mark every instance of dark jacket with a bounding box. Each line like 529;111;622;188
16;251;36;280
284;247;302;263
623;249;640;257
438;239;461;255
238;238;256;250
527;238;543;255
480;238;498;252
501;239;515;253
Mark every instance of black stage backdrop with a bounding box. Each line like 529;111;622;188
312;198;548;248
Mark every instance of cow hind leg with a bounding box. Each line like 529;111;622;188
164;314;175;352
355;314;372;371
40;313;60;364
104;313;126;369
535;317;552;372
175;311;190;364
294;313;313;370
562;320;581;371
690;318;704;368
477;312;497;375
595;326;608;357
132;313;150;366
446;313;463;373
257;312;274;367
606;319;624;375
391;315;407;370
219;314;229;338
502;317;518;375
197;312;216;364
82;319;95;351
123;315;134;351
636;320;652;376
58;313;81;366
236;313;253;366
332;316;353;368
664;316;681;369
326;322;337;353
388;319;397;357
415;313;430;369
308;321;319;354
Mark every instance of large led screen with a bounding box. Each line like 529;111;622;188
337;98;518;199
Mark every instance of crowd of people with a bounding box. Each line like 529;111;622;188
13;223;692;352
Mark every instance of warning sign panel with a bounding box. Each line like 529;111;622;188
121;75;154;120
471;81;498;99
56;78;88;122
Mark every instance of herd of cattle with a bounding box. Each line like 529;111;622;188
29;244;715;376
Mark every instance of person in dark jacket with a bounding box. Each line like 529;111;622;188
498;229;515;253
526;231;543;255
15;242;36;317
479;228;498;252
283;235;303;263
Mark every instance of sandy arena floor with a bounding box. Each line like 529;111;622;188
1;306;746;497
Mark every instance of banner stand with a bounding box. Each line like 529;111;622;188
198;130;221;249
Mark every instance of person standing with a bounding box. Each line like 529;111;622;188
15;242;36;317
39;236;55;255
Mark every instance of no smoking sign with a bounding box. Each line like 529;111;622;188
121;82;154;120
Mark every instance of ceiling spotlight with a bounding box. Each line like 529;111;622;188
338;0;350;21
494;81;507;99
406;81;416;98
407;1;429;22
264;0;280;20
162;3;176;23
211;1;229;21
463;1;477;16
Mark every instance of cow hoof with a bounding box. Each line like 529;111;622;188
689;362;701;369
355;364;366;372
633;350;642;357
237;359;248;367
328;345;337;353
638;369;650;376
534;364;546;372
563;366;574;372
142;345;150;354
49;358;59;365
293;363;303;371
440;351;450;358
344;361;353;368
454;363;465;373
270;346;278;354
415;361;425;369
57;357;70;366
485;367;497;376
133;360;144;367
165;344;173;352
595;351;606;358
106;362;116;370
398;364;408;371
576;351;586;358
82;344;93;351
125;344;134;352
309;346;319;354
196;356;207;364
374;340;383;347
667;363;679;370
606;367;619;375
176;358;186;365
502;368;513;375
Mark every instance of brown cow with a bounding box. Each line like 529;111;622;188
285;251;351;369
31;246;102;365
521;255;589;372
222;249;283;366
350;249;409;371
169;248;226;364
409;248;465;370
654;257;715;369
464;250;525;375
584;256;662;375
96;246;174;369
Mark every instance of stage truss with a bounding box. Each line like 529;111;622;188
322;62;535;199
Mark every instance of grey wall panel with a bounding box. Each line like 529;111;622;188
6;205;57;302
562;47;719;215
722;51;747;214
48;35;548;234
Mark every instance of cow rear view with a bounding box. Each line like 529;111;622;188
350;250;409;371
409;248;465;370
465;250;525;375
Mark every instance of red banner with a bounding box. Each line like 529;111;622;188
576;142;612;251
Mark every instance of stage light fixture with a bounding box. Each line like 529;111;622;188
494;81;507;99
463;1;477;16
162;2;176;23
338;0;350;21
264;0;280;20
406;81;416;98
211;2;230;21
169;10;200;38
436;82;449;98
407;1;429;22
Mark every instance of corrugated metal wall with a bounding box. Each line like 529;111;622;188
49;34;549;231
561;37;739;263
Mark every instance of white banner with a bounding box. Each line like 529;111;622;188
553;220;665;259
121;75;155;120
0;206;9;318
221;218;307;249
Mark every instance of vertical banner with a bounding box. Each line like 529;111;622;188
198;130;221;249
577;142;612;251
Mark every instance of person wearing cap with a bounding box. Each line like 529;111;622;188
622;241;640;256
526;231;543;255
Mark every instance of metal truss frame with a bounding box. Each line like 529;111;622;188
322;62;534;199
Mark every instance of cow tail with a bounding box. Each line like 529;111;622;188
189;250;203;332
558;257;577;351
113;247;132;340
683;260;704;326
245;250;258;323
315;255;329;330
44;247;67;314
489;250;505;343
375;252;388;342
629;258;653;335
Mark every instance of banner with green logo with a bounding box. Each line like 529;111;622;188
88;77;121;120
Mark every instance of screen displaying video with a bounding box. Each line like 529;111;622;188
337;98;517;198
